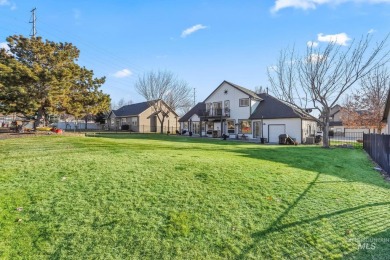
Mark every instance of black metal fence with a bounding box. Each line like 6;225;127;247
329;132;364;149
363;134;390;174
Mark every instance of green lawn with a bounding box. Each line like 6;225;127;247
0;134;389;259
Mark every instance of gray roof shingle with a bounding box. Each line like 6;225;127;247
178;102;206;122
111;101;151;117
249;93;317;120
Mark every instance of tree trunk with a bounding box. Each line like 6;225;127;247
322;108;331;148
85;116;88;130
35;107;46;128
160;116;165;134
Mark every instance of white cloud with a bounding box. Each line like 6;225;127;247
0;0;10;6
368;28;376;34
0;42;9;51
113;69;132;78
307;41;319;47
317;32;351;46
271;0;390;13
0;0;16;10
181;24;208;38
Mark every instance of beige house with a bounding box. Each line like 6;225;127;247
107;100;179;133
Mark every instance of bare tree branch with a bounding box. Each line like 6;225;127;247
135;70;192;133
268;33;390;147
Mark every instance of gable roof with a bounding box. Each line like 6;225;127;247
110;99;179;118
204;80;261;102
178;102;206;122
249;93;317;120
330;105;342;117
111;101;151;117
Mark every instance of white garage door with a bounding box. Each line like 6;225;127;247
269;124;286;143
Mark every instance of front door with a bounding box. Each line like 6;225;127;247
192;122;200;134
253;121;262;138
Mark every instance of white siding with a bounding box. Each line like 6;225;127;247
205;82;252;123
256;118;302;143
204;82;258;137
302;120;318;143
268;124;286;143
190;114;200;122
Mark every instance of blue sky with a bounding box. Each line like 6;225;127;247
1;0;390;105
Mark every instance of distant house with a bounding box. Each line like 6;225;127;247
324;105;374;135
107;100;179;133
179;81;318;143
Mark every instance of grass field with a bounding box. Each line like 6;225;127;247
0;134;389;259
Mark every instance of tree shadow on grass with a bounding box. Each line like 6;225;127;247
237;171;390;258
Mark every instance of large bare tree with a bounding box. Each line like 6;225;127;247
268;34;390;147
135;70;192;133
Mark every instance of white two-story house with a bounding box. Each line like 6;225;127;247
179;81;318;143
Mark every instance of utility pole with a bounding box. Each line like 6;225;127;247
29;8;37;37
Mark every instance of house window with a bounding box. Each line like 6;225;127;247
183;122;188;130
224;100;230;116
213;102;222;116
238;119;252;134
239;98;249;107
206;103;212;115
227;120;235;134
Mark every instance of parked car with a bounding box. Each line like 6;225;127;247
316;131;323;137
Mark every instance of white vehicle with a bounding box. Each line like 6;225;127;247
316;131;323;136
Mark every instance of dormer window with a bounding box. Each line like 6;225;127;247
239;98;249;107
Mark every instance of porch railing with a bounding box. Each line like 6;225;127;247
198;108;230;117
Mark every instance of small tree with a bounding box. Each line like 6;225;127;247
341;66;389;132
268;34;390;147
